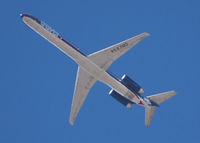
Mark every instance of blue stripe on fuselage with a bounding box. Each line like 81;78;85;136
20;13;41;24
60;38;87;56
21;13;87;57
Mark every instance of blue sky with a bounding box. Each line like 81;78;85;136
1;0;200;142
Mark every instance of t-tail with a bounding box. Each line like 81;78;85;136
144;90;176;126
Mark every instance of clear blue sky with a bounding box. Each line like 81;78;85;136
1;0;200;142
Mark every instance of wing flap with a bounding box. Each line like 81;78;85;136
88;32;149;70
69;67;97;125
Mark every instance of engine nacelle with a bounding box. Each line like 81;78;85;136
121;74;144;95
109;89;133;108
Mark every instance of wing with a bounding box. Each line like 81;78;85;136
69;67;97;125
88;32;150;70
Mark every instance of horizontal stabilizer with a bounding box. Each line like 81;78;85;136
147;90;176;105
145;106;156;127
145;90;176;126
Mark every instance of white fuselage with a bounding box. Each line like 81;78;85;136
22;15;142;105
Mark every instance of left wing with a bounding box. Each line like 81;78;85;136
69;67;97;125
88;32;149;70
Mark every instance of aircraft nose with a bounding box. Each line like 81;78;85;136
20;13;23;18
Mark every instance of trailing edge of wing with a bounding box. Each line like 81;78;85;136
88;32;150;70
69;67;97;125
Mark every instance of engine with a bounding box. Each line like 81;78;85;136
108;74;144;108
120;74;144;95
109;89;133;108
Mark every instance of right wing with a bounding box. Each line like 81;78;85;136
88;32;149;70
69;67;97;125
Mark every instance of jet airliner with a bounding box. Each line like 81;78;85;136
21;13;176;126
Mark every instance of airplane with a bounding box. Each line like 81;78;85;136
21;13;176;126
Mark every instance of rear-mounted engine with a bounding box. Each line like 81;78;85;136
108;74;144;108
120;74;144;95
109;89;133;108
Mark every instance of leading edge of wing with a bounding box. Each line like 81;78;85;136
69;67;97;125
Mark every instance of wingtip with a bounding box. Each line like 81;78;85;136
145;123;150;127
143;32;150;37
170;90;177;96
69;119;74;126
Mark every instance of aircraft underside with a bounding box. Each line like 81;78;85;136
21;13;176;127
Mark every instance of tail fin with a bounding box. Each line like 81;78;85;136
145;90;176;126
